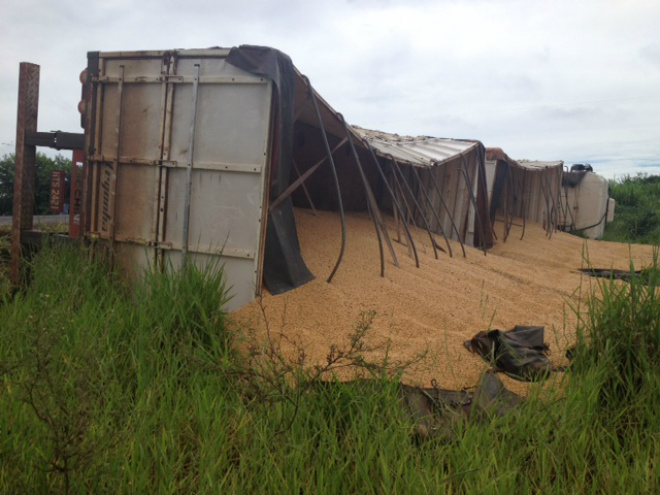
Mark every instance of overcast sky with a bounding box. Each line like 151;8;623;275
1;0;658;178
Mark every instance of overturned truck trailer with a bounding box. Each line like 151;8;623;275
80;46;493;311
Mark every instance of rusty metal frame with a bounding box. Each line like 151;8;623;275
11;62;90;284
11;63;40;285
153;54;174;270
24;131;84;150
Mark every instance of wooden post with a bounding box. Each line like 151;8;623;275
11;62;40;285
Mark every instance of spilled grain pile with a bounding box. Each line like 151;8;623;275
231;208;656;394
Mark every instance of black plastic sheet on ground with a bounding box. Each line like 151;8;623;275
464;325;552;381
579;267;656;285
400;371;523;442
321;372;523;443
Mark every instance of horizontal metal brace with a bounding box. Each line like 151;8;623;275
88;155;159;166
162;160;263;173
85;233;256;260
88;156;263;174
167;75;267;85
96;49;231;59
25;131;85;150
160;243;257;260
94;75;267;85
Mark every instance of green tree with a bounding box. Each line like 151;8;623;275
0;152;72;215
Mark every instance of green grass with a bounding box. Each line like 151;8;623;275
603;174;660;245
0;231;9;297
1;244;659;494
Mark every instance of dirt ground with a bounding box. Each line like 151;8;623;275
231;208;656;395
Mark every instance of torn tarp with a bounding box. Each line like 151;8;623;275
400;371;523;442
320;372;523;443
464;325;552;381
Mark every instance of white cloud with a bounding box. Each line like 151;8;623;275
1;0;658;179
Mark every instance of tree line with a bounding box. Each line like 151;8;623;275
0;152;72;216
603;173;660;245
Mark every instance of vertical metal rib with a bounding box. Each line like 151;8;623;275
422;161;467;257
303;76;346;283
181;64;200;268
386;156;420;268
408;165;453;257
155;53;174;270
539;168;554;238
519;170;528;240
108;65;125;263
509;170;515;236
365;190;386;277
340;116;386;276
388;156;439;259
459;154;487;254
544;167;560;237
366;144;408;268
503;167;514;242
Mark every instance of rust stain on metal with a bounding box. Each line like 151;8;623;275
11;62;40;285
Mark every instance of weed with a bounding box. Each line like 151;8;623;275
1;243;659;494
570;248;660;418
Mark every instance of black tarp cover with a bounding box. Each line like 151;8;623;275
226;45;314;295
464;325;552;381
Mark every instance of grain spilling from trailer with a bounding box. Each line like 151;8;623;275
79;47;496;311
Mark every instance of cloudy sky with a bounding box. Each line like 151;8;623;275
1;0;658;178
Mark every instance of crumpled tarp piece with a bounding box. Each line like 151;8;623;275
464;325;552;381
318;372;523;443
400;371;523;441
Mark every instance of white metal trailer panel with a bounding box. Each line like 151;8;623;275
88;49;272;311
